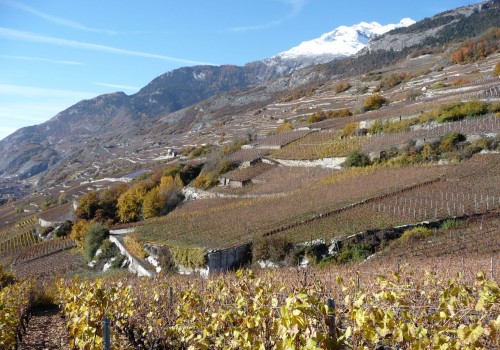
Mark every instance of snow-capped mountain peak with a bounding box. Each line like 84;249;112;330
276;18;415;59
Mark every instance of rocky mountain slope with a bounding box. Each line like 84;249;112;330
156;1;499;137
0;18;412;180
364;0;500;53
0;0;498;181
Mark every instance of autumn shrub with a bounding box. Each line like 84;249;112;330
164;164;183;178
495;62;500;77
141;187;162;219
374;72;411;92
334;81;351;93
193;172;219;189
142;175;183;219
97;239;120;262
307;112;327;124
362;94;388;111
439;132;466;152
489;101;500;113
252;236;292;264
307;109;352;124
431;82;448;89
451;28;500;64
332;109;351;120
369;120;384;134
356;85;369;94
40;198;56;210
187;145;209;159
461;136;498;159
275;121;294;133
383;119;414;133
75;185;127;224
401;226;431;243
221;138;248;155
155;246;178;274
435;101;488;123
341;121;359;138
343;150;371;168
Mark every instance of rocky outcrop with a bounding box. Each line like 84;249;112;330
363;0;500;53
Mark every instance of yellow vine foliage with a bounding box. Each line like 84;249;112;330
124;235;147;259
54;269;500;349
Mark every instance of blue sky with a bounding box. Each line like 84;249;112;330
0;0;480;140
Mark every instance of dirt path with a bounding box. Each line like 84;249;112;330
19;306;70;350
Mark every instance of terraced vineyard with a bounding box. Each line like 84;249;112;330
361;114;500;154
375;211;500;260
12;249;85;279
0;216;40;262
136;165;446;248
13;237;76;265
212;166;336;196
271;130;368;160
266;154;500;242
369;154;500;221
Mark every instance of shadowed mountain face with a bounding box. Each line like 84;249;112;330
0;52;334;179
0;64;272;179
1;0;498;181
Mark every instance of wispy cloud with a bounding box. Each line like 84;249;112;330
0;54;84;65
0;104;65;124
94;82;140;91
0;27;216;66
231;0;307;32
0;83;96;99
3;0;118;35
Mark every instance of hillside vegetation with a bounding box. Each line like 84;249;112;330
0;4;499;348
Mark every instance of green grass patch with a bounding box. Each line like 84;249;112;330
440;218;462;230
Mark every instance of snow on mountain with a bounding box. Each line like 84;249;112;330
276;18;415;60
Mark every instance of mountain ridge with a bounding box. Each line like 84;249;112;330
1;0;498;181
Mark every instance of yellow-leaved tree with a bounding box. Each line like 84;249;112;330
142;175;184;219
117;184;147;223
70;220;91;246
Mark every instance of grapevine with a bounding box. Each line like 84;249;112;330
0;280;33;349
55;264;499;349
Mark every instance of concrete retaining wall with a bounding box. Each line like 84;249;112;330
144;242;251;276
109;235;155;277
207;244;251;274
39;218;54;228
273;157;346;169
